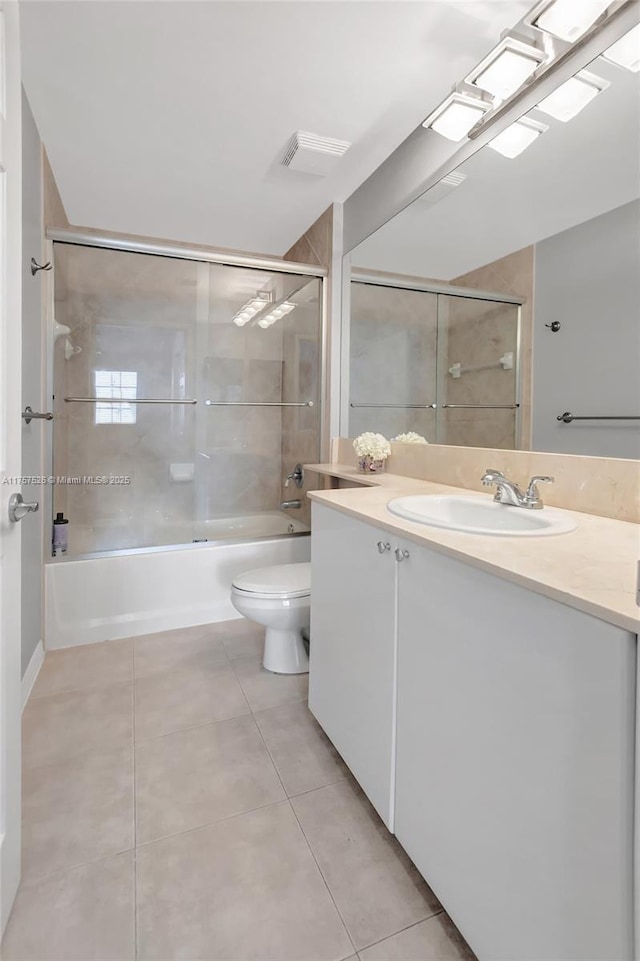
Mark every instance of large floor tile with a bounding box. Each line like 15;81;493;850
231;654;309;713
22;683;133;769
359;914;476;961
216;617;265;661
255;700;347;796
31;638;133;699
136;801;354;961
134;661;249;740
1;852;135;961
22;746;134;882
292;780;441;950
133;623;228;677
135;714;285;844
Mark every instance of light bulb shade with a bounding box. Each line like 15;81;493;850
488;117;549;158
423;92;491;142
536;69;609;121
603;22;640;73
466;38;546;101
532;0;609;43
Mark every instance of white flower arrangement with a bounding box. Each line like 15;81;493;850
392;432;428;444
353;432;391;460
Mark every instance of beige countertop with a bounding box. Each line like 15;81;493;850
305;463;640;634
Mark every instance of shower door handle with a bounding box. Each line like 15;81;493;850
8;493;40;523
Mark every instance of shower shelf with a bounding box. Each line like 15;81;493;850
204;400;314;407
64;397;197;405
448;352;513;378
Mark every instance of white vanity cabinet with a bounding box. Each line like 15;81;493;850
308;502;399;827
395;544;635;961
309;501;636;961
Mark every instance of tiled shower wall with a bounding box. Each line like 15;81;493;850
282;206;333;527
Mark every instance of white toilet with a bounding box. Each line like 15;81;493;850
230;562;311;674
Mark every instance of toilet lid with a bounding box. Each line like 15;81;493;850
232;562;311;598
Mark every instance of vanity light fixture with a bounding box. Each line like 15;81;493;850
536;69;609;121
257;301;296;329
602;22;640;72
487;116;549;158
422;92;492;142
529;0;610;43
232;296;271;327
465;38;547;101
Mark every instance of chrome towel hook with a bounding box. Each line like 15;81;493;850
31;257;52;276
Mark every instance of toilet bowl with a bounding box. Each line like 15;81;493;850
230;562;311;674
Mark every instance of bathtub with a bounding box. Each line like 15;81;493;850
65;510;309;556
45;511;310;649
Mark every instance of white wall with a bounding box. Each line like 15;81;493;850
532;200;640;459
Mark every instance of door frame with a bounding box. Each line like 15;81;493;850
0;0;23;933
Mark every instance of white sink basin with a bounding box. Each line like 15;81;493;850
387;494;577;537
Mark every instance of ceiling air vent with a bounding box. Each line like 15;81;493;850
419;170;467;205
281;131;351;176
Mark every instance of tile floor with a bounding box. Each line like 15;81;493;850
2;618;475;961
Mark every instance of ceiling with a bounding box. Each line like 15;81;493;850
20;0;531;256
352;56;640;279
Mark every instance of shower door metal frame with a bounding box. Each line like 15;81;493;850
43;230;329;561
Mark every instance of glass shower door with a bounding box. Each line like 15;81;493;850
436;294;520;448
194;264;322;538
349;282;438;441
52;243;198;555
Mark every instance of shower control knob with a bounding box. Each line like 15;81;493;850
394;548;410;563
376;541;391;554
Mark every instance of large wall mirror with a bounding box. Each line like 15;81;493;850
344;43;640;459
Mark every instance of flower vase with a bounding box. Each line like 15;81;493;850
357;455;386;473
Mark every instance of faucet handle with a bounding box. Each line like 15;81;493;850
481;468;505;486
525;475;554;504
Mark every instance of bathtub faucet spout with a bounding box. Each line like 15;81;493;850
280;500;301;510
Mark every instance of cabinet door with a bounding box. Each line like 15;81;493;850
396;545;635;961
309;503;397;827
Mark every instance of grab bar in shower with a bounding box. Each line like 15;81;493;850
204;400;314;407
441;404;519;410
64;397;198;405
350;403;437;409
557;411;640;424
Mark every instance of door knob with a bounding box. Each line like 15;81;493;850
8;493;39;523
377;541;391;554
394;548;410;562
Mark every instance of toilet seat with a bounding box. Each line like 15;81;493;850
232;562;311;600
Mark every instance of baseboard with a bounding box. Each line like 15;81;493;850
21;640;44;710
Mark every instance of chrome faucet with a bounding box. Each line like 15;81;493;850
481;469;554;510
284;464;304;489
280;499;301;510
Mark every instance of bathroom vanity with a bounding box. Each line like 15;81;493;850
307;470;639;961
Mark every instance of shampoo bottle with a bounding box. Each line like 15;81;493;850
52;512;69;556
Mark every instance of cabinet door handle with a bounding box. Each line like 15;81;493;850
377;541;391;554
395;548;410;562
